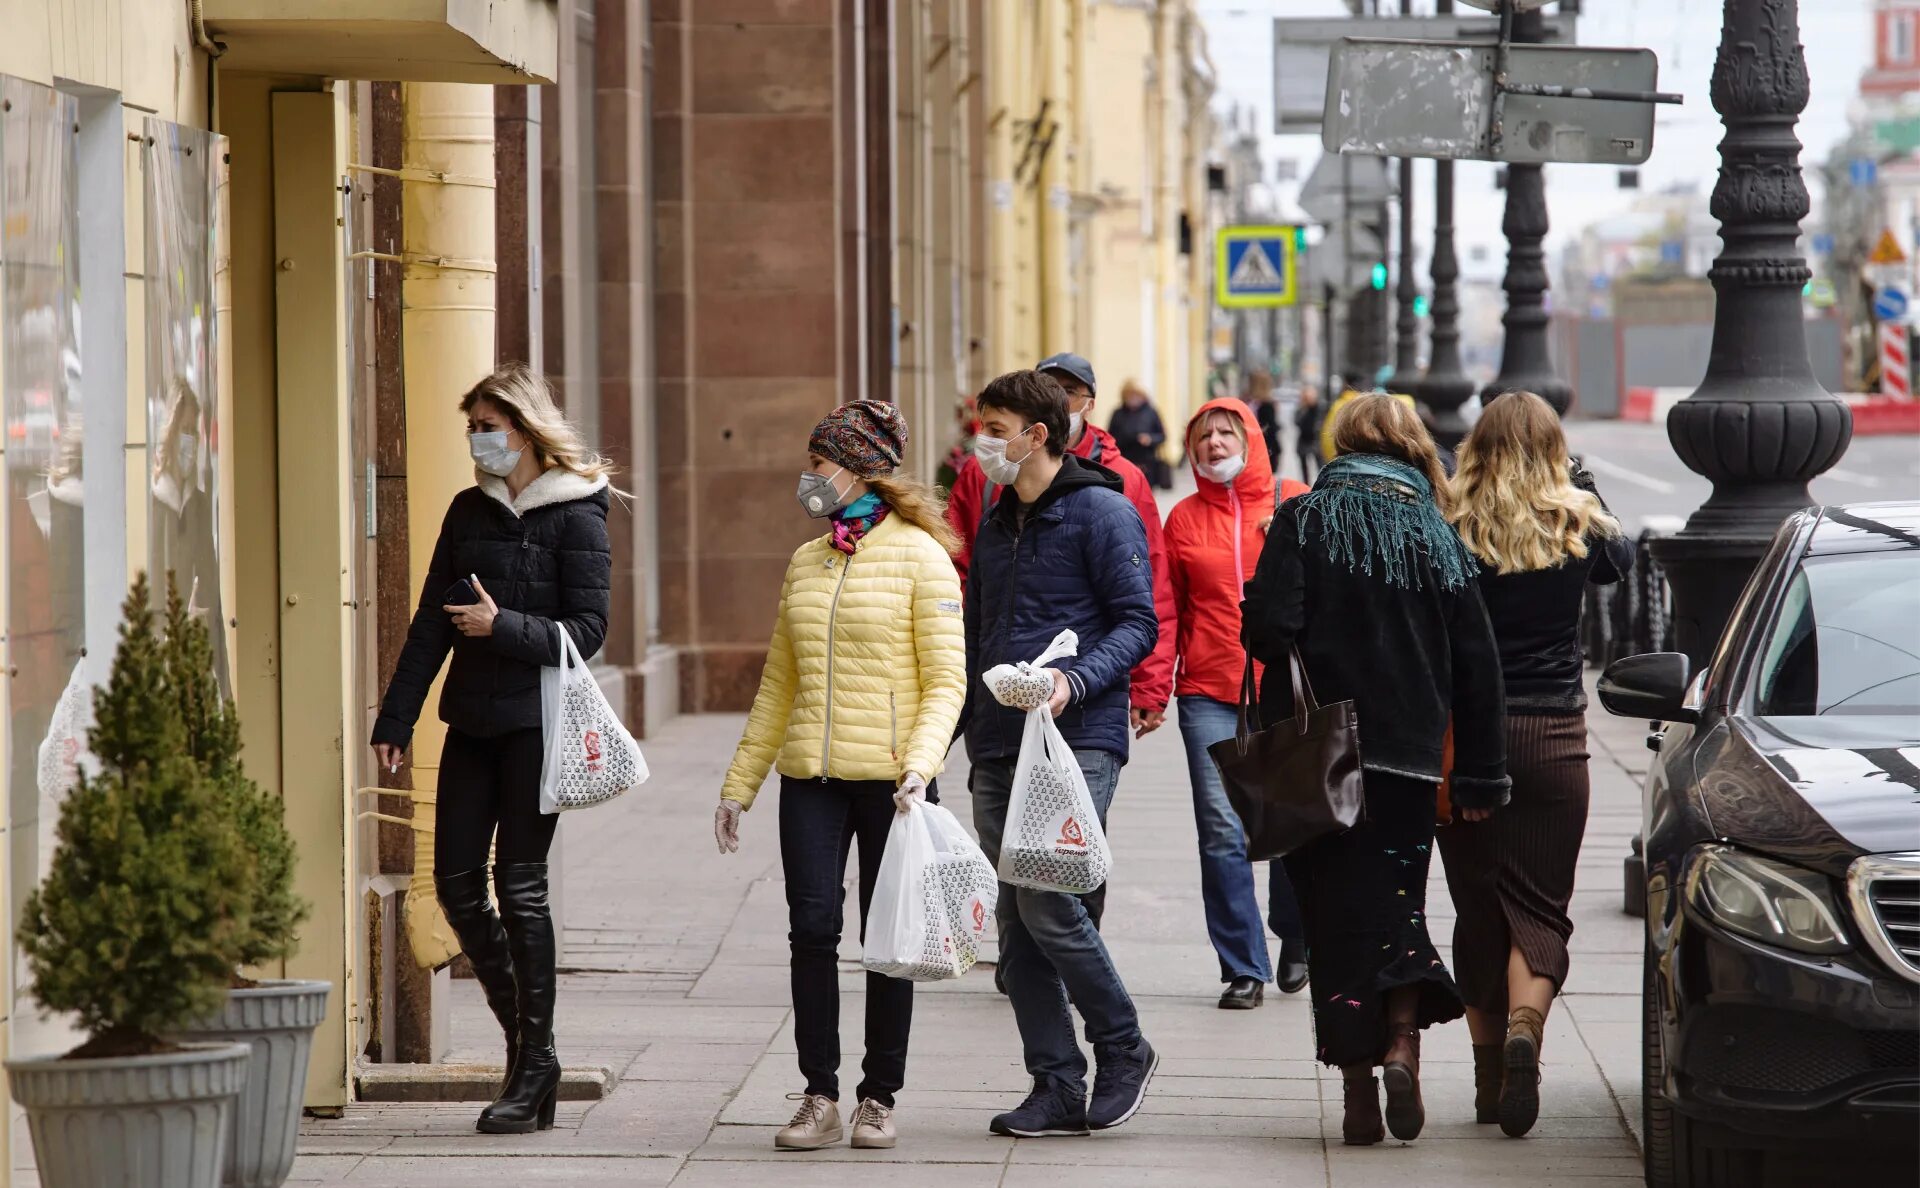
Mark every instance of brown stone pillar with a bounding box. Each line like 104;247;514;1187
654;0;849;711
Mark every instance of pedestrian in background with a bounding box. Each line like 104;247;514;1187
1440;391;1633;1139
946;352;1176;757
963;370;1161;1139
371;363;613;1135
1291;386;1324;482
1108;380;1171;488
714;400;967;1153
1164;398;1311;1010
1242;393;1509;1148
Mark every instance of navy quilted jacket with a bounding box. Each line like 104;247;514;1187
964;454;1158;763
372;468;612;750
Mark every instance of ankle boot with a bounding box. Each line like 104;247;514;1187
1472;1043;1503;1124
1500;1006;1545;1138
478;863;562;1134
1341;1066;1384;1146
1381;1026;1425;1141
435;867;520;1081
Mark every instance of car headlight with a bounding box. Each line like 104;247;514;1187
1685;844;1850;955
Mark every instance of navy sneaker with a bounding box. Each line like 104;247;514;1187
988;1080;1089;1138
1088;1040;1159;1130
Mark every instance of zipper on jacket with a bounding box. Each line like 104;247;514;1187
1228;484;1245;593
820;551;854;780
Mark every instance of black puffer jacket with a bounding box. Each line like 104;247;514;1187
371;468;612;749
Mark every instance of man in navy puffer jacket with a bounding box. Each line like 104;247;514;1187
963;370;1159;1139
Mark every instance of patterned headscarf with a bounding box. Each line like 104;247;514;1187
808;400;908;479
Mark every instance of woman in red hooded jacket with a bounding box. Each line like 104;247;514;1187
1165;398;1311;1009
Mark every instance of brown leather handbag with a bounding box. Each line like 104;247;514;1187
1208;648;1364;861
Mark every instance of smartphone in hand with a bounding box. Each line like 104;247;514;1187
443;578;480;607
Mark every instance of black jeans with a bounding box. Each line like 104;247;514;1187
435;727;559;873
780;775;913;1107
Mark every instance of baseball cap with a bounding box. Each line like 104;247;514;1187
1036;352;1097;397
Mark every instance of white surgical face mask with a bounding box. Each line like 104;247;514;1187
1196;453;1246;485
469;430;524;477
974;425;1037;486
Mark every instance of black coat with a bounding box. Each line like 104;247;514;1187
1107;402;1167;476
1242;499;1511;809
372;469;612;749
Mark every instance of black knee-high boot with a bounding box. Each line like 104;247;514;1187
434;868;520;1080
479;862;561;1134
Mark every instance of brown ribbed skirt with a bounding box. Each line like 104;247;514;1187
1437;712;1591;1012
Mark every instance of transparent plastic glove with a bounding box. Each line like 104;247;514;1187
894;772;927;815
714;800;743;854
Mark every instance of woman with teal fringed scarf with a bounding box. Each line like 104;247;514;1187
1243;394;1511;1149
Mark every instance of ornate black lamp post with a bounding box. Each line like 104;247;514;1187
1650;0;1851;667
1415;0;1476;444
1482;7;1572;415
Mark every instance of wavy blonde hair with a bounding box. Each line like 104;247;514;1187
1449;391;1620;574
459;363;617;483
1329;393;1454;514
868;472;962;557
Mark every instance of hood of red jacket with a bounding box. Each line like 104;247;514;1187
1185;398;1275;510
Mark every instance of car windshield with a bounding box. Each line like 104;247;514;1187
1752;552;1920;717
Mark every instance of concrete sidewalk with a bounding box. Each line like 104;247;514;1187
261;676;1653;1188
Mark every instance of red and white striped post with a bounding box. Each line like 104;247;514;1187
1880;321;1912;400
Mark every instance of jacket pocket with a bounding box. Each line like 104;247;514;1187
889;691;898;761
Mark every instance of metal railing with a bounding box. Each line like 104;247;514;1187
1581;527;1674;666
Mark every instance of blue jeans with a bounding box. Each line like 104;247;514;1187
973;748;1141;1094
1178;696;1303;983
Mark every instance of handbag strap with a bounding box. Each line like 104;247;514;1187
1287;646;1322;730
1235;653;1263;744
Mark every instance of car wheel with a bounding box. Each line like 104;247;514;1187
1643;942;1767;1188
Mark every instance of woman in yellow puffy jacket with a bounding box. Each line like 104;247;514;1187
714;399;966;1154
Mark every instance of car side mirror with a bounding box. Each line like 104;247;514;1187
1599;653;1697;723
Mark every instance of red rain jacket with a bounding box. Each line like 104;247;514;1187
1164;398;1308;705
946;421;1177;713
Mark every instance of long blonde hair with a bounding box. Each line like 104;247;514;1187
1449;391;1620;574
459;363;617;483
1329;393;1453;514
869;472;962;557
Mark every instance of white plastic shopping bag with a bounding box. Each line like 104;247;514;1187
865;801;961;981
538;623;649;814
986;630;1113;894
922;804;999;971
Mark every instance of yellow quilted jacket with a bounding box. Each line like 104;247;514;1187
722;513;966;808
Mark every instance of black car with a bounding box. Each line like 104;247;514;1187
1600;502;1920;1188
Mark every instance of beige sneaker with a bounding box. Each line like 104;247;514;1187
774;1093;842;1150
849;1098;896;1150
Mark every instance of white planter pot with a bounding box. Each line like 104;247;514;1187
7;1041;251;1188
174;980;331;1188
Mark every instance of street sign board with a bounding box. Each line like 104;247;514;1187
1868;228;1908;265
1322;39;1661;165
1273;14;1577;132
1216;226;1300;309
1811;233;1835;256
1874;287;1909;323
1806;278;1836;308
1298;153;1394;224
1851;157;1880;188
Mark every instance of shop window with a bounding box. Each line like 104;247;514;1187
141;118;229;692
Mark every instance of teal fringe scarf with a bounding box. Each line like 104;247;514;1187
1291;454;1477;592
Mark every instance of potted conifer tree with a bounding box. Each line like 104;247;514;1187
7;575;254;1188
162;584;327;1188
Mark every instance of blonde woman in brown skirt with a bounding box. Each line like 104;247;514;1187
1440;392;1634;1138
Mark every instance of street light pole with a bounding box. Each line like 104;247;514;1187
1482;7;1572;414
1415;0;1476;445
1389;0;1420;391
1650;0;1851;667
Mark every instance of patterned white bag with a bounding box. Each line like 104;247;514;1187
864;801;962;981
538;623;649;814
922;804;999;972
987;630;1112;895
36;661;95;882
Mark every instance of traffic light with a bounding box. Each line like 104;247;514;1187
1293;226;1308;251
1370;262;1388;290
1413;294;1430;317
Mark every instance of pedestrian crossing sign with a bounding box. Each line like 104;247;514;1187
1216;226;1299;309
